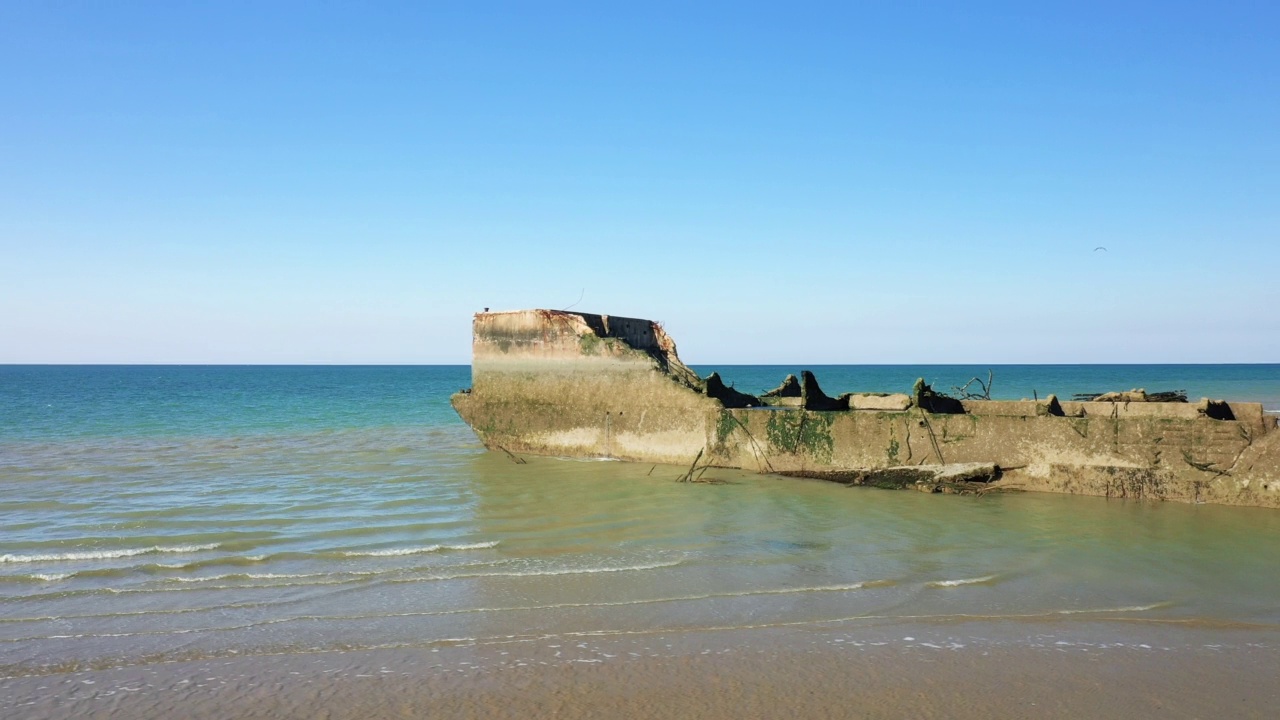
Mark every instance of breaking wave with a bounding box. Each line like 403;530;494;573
337;541;498;557
1055;602;1173;614
926;574;1000;588
0;573;73;583
164;572;353;583
428;559;683;580
0;544;222;564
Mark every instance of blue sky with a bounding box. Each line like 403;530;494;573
2;2;1277;363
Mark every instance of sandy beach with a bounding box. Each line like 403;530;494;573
6;620;1278;719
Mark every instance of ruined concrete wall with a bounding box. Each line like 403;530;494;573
1229;428;1280;502
452;309;1280;508
453;310;718;464
704;406;1279;507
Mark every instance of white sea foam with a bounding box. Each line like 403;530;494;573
339;541;498;557
440;559;681;580
101;578;358;594
0;544;222;564
753;582;872;594
1056;602;1169;614
165;571;369;584
0;573;73;583
926;574;999;588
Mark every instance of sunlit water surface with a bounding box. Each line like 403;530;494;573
2;365;1279;678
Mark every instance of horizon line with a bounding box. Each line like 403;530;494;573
3;362;1278;368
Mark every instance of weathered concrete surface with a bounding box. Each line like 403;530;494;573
843;393;913;411
452;310;1280;508
962;398;1064;417
453;310;719;464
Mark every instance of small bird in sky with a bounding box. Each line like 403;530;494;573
1094;246;1107;252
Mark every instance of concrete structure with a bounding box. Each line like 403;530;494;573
452;310;1280;508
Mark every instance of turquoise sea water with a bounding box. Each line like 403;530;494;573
1;364;1279;681
4;365;1277;441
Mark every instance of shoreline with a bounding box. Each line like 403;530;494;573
6;621;1277;719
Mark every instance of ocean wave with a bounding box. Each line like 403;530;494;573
164;571;352;583
926;574;999;588
149;552;304;571
337;541;498;557
103;578;359;594
0;573;72;583
427;559;681;580
0;544;222;564
340;580;891;619
753;581;894;594
155;556;676;586
1;555;294;583
0;579;895;643
1055;602;1172;614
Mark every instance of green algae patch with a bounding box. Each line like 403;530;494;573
766;411;835;462
715;410;738;448
886;435;901;464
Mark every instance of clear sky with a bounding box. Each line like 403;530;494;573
2;2;1277;364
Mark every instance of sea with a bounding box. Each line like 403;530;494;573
2;364;1280;717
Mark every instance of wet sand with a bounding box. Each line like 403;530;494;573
6;622;1277;719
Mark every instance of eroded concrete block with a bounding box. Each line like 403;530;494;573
843;393;912;411
962;397;1063;417
1078;402;1203;420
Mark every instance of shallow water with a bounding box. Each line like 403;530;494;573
2;365;1279;713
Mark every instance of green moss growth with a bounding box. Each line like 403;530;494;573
766;411;835;462
886;436;900;464
716;411;738;447
765;412;795;452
